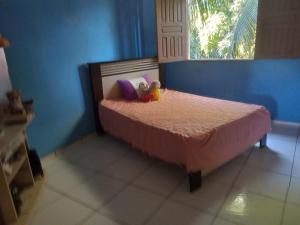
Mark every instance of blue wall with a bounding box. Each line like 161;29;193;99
0;0;123;156
116;0;157;58
165;60;300;122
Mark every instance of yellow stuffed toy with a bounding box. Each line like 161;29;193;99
149;80;161;101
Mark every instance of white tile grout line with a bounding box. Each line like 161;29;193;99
279;126;300;225
93;162;165;225
242;163;293;178
139;175;186;225
45;171;133;225
208;146;255;225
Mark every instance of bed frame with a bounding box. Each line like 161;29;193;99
89;57;268;193
89;57;165;133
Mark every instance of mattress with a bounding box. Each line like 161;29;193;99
99;89;271;172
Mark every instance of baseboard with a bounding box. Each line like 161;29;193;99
272;120;300;129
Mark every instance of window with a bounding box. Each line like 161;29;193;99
156;0;259;62
189;0;259;60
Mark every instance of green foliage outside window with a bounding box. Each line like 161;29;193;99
189;0;258;59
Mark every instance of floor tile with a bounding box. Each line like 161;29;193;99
220;188;284;225
171;179;231;214
146;200;214;225
205;161;242;186
67;174;127;209
100;186;164;225
292;158;300;178
42;157;77;176
266;137;296;156
234;167;290;201
213;218;239;225
246;148;293;175
46;165;96;193
33;187;61;214
75;147;125;172
287;177;300;206
36;125;300;225
103;151;154;182
98;135;132;154
82;212;123;225
59;134;129;163
29;197;93;225
230;148;253;166
133;162;185;196
58;135;102;162
281;204;300;225
295;142;300;158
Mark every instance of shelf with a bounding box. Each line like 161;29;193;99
6;153;26;185
9;178;44;225
17;178;44;225
0;111;38;225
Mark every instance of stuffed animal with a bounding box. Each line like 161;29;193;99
138;82;149;97
149;80;161;101
138;80;161;102
138;82;153;102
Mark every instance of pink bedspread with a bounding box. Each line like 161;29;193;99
99;89;271;172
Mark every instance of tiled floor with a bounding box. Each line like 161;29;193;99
29;122;300;225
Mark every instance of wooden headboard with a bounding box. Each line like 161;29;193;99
89;57;164;133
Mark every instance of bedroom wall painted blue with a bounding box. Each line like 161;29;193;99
165;59;300;122
116;0;157;58
0;0;122;156
140;0;157;57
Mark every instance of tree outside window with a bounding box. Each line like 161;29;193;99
189;0;259;59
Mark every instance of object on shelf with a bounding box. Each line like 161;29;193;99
0;105;4;137
23;99;34;114
4;91;34;125
9;148;24;162
6;90;26;115
2;147;15;163
1;147;24;167
2;162;12;176
28;149;44;177
10;185;23;216
4;114;28;126
0;34;10;48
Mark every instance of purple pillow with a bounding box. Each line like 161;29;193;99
117;80;138;100
143;74;153;85
117;75;154;101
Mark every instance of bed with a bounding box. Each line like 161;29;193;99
89;57;271;192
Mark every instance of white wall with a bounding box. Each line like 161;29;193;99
0;48;11;103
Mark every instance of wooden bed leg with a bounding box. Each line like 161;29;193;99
188;171;202;193
259;134;267;148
